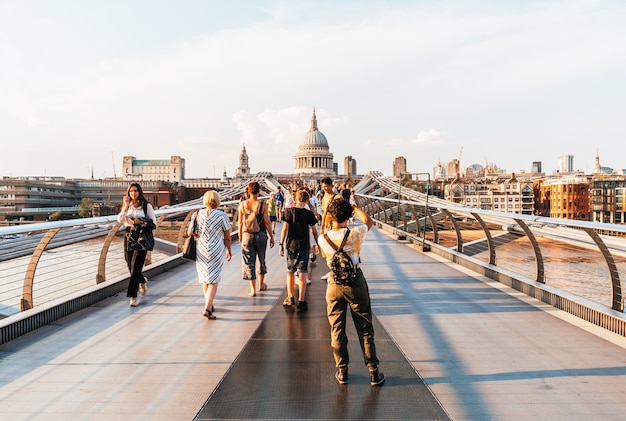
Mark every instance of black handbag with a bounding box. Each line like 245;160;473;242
182;235;196;260
127;218;156;251
182;211;198;260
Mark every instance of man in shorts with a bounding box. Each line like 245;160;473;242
279;188;319;311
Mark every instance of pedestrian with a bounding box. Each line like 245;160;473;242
238;181;275;296
319;177;343;280
340;183;351;202
279;188;319;311
275;186;285;221
300;185;320;279
317;198;385;386
268;192;278;233
189;190;232;320
117;182;156;307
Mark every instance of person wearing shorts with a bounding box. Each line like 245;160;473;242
279;188;319;311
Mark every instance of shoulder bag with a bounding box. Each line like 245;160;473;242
182;211;198;260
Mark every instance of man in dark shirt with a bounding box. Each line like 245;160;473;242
279;188;319;311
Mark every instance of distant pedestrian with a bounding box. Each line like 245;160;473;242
189;190;232;320
317;198;385;386
340;183;351;202
238;181;275;296
268;193;278;233
319;177;343;280
279;188;319;311
117;182;156;307
275;187;285;220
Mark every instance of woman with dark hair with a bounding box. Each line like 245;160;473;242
117;182;156;307
238;181;275;296
317;198;385;386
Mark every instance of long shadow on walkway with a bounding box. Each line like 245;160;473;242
195;275;451;420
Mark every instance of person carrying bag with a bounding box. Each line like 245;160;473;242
117;182;156;307
238;181;275;297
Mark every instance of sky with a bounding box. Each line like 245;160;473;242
1;0;625;179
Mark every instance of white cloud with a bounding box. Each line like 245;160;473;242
1;0;625;178
415;129;446;144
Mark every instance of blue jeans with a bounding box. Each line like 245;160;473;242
241;231;268;280
325;268;379;369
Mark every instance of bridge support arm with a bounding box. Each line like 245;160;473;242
471;213;495;266
442;209;463;253
514;219;545;284
97;222;124;284
583;228;623;312
22;228;61;311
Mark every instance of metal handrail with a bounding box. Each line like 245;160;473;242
0;169;292;318
3;169;626;321
353;171;626;312
0;198;241;317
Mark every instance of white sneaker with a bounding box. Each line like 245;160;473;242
130;297;139;307
306;278;312;285
321;272;331;280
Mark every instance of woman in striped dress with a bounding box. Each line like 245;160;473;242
189;190;232;319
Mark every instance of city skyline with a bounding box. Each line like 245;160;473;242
1;1;625;179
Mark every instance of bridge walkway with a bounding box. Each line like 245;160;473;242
1;227;626;420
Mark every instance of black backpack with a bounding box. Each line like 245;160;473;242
324;229;357;285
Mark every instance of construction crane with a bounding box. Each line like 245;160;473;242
111;152;117;178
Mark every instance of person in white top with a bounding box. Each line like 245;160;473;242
117;182;156;307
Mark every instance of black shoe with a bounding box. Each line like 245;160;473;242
335;368;348;384
311;254;317;262
283;296;295;307
297;300;308;312
370;368;385;386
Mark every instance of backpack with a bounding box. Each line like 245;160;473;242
324;229;357;285
241;200;264;233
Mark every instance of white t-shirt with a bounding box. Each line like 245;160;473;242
318;224;368;267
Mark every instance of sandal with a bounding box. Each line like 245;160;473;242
259;283;267;291
203;310;216;320
201;306;215;315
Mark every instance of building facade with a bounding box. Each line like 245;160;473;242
0;177;167;221
393;156;407;178
558;155;575;173
443;175;535;215
590;176;626;224
235;145;251;178
344;156;357;177
294;109;334;176
122;156;185;182
537;177;590;220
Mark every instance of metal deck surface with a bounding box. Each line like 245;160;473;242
194;273;450;420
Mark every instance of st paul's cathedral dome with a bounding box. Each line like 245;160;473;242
294;109;334;175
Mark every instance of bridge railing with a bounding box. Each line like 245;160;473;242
353;171;626;334
0;199;245;320
0;172;295;344
0;172;290;322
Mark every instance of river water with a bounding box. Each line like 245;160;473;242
445;230;626;309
